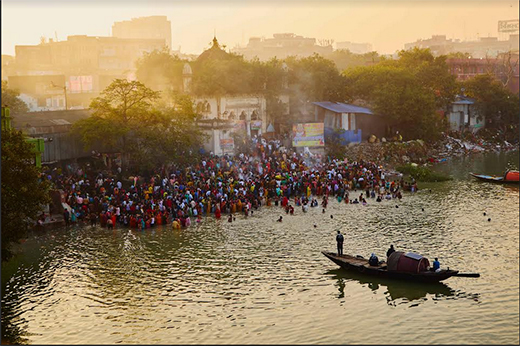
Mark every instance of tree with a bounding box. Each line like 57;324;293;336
134;92;205;170
386;48;458;112
72;79;204;173
192;54;253;97
325;49;381;71
135;48;186;92
325;128;347;159
285;54;348;122
286;54;348;103
73;79;161;158
1;81;29;114
463;73;520;131
343;48;457;140
1;125;50;261
446;51;472;59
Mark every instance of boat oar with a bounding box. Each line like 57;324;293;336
454;273;480;278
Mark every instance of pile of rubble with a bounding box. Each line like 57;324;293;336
343;133;518;169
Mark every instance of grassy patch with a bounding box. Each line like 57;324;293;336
396;164;452;182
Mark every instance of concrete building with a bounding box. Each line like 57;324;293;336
10;109;93;163
446;53;520;94
335;41;373;54
233;33;333;61
8;35;166;109
1;55;15;81
112;16;172;49
404;34;519;58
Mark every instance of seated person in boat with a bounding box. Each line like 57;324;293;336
432;258;440;272
368;253;379;266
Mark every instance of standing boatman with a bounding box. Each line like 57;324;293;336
336;230;344;256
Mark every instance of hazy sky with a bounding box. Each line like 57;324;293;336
2;0;518;56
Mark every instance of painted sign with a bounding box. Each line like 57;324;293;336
220;138;235;151
498;20;519;33
292;123;325;147
251;120;262;130
234;120;246;132
69;76;93;93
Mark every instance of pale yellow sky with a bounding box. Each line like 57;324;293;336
1;0;518;56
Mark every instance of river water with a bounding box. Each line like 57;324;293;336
2;151;519;344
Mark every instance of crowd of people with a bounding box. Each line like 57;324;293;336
42;137;413;230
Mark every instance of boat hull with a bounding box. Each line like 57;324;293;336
470;173;519;184
322;251;458;283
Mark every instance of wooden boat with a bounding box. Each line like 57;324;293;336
470;170;519;184
322;251;469;283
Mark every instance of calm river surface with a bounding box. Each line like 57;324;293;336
2;151;519;344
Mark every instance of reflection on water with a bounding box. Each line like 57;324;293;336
325;269;458;306
1;151;518;344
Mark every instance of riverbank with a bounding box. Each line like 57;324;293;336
342;132;519;171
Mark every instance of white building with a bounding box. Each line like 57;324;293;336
182;38;290;155
448;97;484;132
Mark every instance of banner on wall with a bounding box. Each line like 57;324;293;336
250;120;262;130
233;120;246;132
69;76;93;93
220;138;235;152
292;123;325;147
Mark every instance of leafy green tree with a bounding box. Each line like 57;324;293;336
1;81;29;114
393;48;458;112
286;54;348;102
343;48;456;140
325;128;347;159
134;92;205;170
1;126;50;261
73;79;161;157
135;48;186;92
463;73;520;131
192;54;254;97
446;51;472;59
72;79;204;173
284;54;348;123
325;49;381;71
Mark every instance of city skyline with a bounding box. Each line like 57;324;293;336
2;0;518;56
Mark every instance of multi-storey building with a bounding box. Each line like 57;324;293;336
8;35;166;110
335;41;373;54
446;52;519;94
112;16;172;49
233;33;333;61
404;34;519;58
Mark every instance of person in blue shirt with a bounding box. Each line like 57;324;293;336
432;258;440;271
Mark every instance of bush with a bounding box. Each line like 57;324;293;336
396;163;452;182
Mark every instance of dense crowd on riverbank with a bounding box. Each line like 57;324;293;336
42;138;413;230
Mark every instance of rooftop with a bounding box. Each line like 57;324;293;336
313;101;373;115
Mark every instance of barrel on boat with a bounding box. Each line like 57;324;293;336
387;251;430;274
505;170;519;182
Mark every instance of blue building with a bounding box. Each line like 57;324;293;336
313;102;388;144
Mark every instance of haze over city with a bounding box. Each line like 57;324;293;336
2;0;518;56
